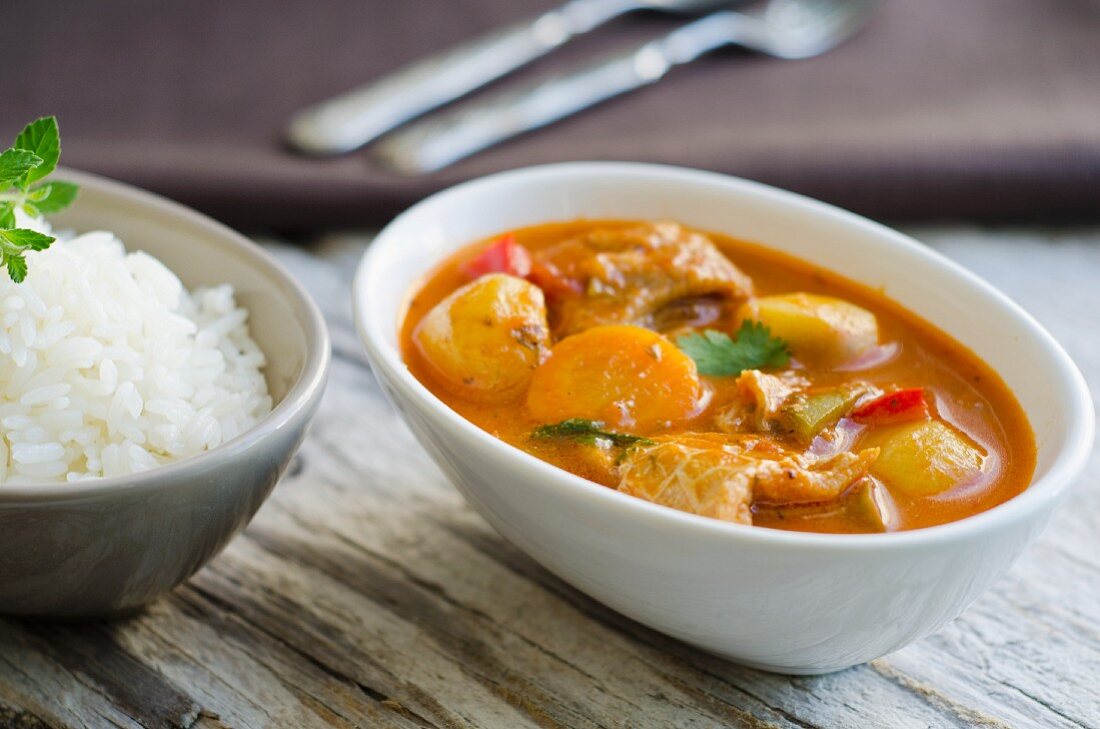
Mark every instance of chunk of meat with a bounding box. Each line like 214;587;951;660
414;273;550;403
532;222;753;338
750;449;880;505
715;369;808;433
617;434;757;524
716;372;876;446
753;477;898;533
616;432;880;523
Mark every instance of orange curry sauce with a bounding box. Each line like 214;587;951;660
401;220;1036;534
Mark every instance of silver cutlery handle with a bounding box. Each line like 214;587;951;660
374;12;751;174
286;0;640;155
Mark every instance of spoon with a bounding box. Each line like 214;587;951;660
285;0;743;155
374;0;875;175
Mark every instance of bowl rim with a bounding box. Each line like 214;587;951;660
355;161;1094;550
0;168;330;502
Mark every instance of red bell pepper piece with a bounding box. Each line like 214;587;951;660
526;260;583;300
852;388;929;425
461;234;532;279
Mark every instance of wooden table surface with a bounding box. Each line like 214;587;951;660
1;227;1097;729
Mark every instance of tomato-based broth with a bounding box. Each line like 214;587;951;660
401;220;1036;534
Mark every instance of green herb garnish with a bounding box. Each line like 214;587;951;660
0;117;78;283
532;418;654;448
676;321;790;376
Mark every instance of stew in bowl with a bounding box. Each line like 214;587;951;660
402;219;1036;534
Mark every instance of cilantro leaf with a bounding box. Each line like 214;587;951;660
29;181;78;214
0;149;43;187
676;321;790;376
532;418;653;448
13;117;61;187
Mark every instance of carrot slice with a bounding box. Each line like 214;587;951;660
527;325;702;432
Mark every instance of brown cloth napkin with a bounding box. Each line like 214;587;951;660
5;0;1099;231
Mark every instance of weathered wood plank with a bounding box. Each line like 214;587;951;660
0;620;148;729
0;228;1096;729
115;591;430;729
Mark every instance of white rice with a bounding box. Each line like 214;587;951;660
0;212;271;484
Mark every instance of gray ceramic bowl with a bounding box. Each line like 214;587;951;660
0;170;329;617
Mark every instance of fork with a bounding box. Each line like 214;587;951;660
285;0;745;156
374;0;875;175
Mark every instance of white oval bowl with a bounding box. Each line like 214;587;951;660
353;163;1093;674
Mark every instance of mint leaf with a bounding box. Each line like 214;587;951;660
0;228;55;251
29;181;78;214
676;321;790;376
0;117;74;283
532;418;653;448
4;253;27;283
13;117;60;187
0;149;43;187
0;228;55;281
0;228;55;283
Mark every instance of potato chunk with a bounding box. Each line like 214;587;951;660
526;325;702;431
862;420;985;496
414;273;550;403
738;293;878;366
